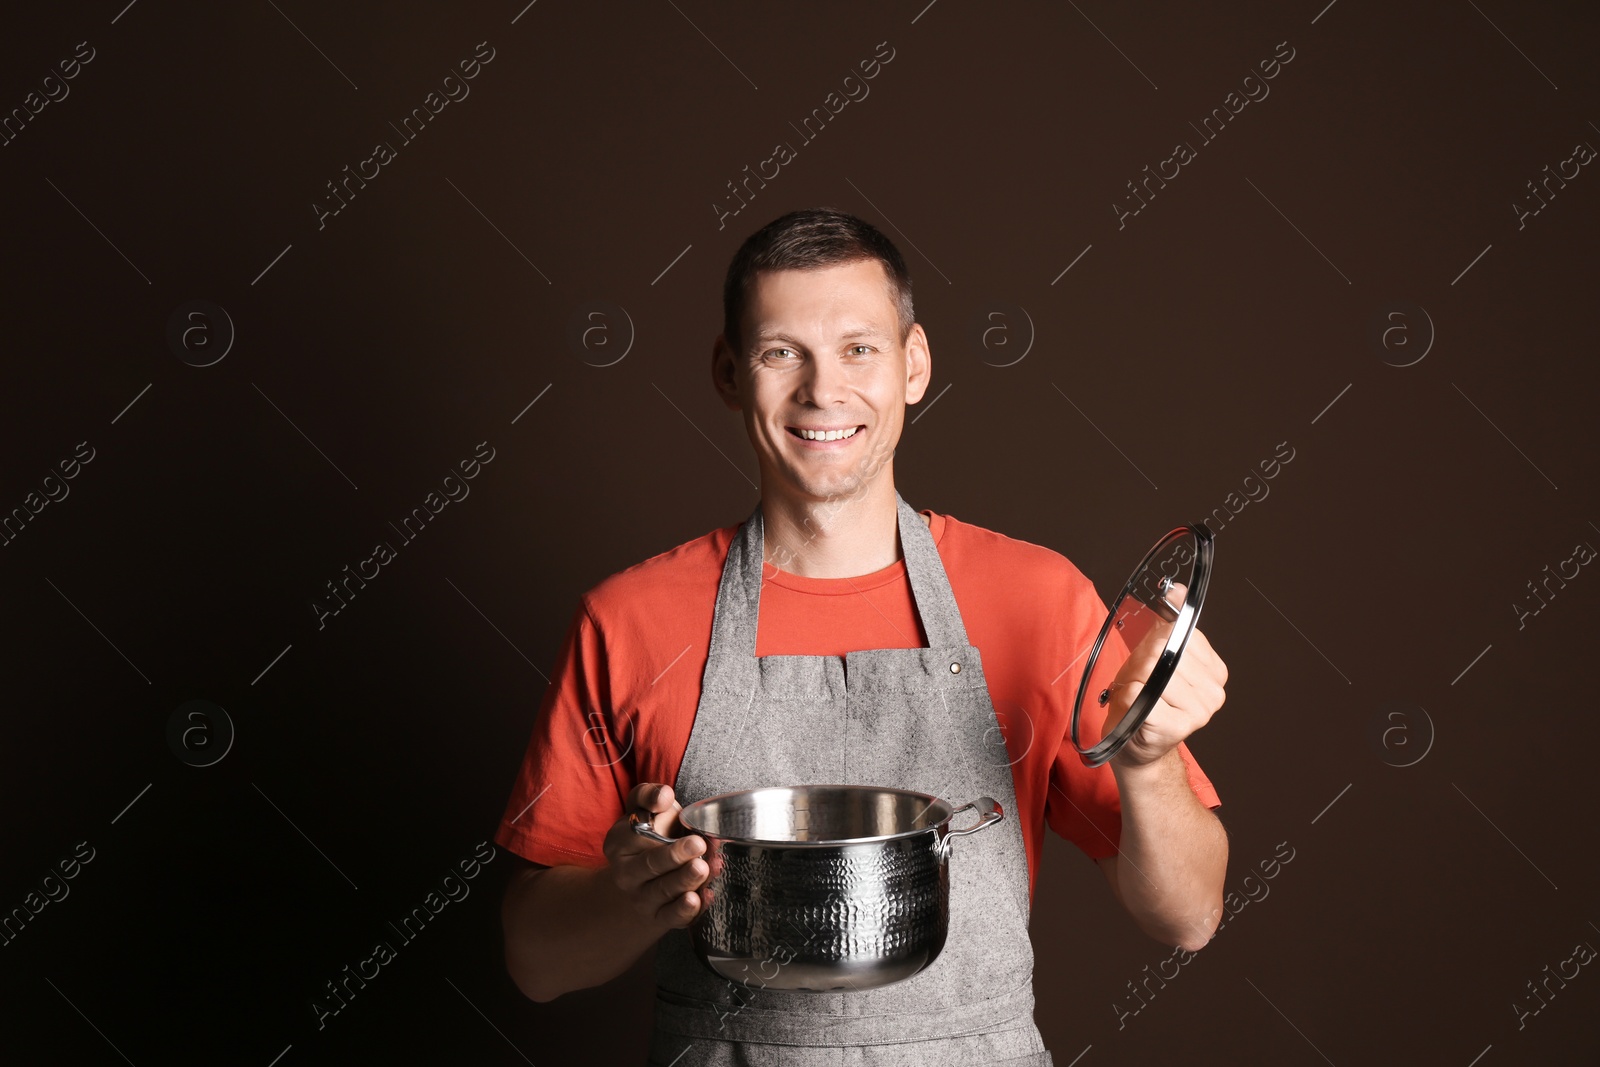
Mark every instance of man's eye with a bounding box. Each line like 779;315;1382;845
849;345;872;355
766;348;797;360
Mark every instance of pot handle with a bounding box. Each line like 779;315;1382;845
630;811;675;845
942;796;1003;853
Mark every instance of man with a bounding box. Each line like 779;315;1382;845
497;208;1229;1064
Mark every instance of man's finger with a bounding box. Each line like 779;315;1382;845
640;842;666;880
1183;628;1228;686
1115;615;1171;685
619;837;683;891
647;852;708;901
629;782;673;813
1156;662;1223;727
645;834;701;875
629;835;705;893
657;889;701;927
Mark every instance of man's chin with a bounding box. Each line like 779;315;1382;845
772;471;877;507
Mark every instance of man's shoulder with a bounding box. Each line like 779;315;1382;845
932;510;1109;645
935;511;1092;591
582;523;736;622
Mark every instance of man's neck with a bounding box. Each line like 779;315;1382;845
760;479;913;579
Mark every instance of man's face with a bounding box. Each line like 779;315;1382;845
714;258;931;506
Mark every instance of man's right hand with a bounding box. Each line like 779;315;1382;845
602;782;710;930
503;782;712;1002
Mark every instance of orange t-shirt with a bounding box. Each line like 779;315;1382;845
493;510;1221;904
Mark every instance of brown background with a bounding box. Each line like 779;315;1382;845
2;1;1596;1064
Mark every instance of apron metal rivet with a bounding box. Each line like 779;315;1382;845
949;662;961;674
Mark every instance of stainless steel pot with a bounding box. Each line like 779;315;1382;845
631;784;1003;992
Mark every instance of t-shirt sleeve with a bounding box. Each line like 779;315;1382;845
493;598;635;869
1044;581;1222;862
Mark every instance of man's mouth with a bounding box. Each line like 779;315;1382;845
788;425;863;442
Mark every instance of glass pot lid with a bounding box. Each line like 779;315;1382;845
1069;524;1215;768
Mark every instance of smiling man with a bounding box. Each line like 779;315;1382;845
496;208;1229;1065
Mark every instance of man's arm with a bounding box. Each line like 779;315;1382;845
502;859;667;1002
1097;751;1227;952
501;783;709;1003
1094;610;1230;952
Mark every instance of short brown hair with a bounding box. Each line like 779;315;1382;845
721;208;914;356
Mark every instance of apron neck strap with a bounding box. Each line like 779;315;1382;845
894;494;969;647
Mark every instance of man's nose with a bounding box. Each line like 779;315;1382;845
797;356;847;406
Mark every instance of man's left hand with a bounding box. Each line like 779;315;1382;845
1102;586;1228;769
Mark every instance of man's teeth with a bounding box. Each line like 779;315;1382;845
797;427;860;441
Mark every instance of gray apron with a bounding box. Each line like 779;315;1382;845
647;495;1053;1066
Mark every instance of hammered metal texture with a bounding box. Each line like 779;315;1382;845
694;833;949;964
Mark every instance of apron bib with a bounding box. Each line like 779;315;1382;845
647;496;1052;1066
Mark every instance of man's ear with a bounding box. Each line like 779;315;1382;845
711;334;742;411
903;323;932;405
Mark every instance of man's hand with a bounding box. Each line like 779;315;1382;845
1103;583;1228;769
604;783;712;930
502;782;714;1003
